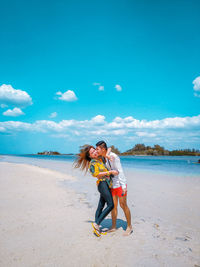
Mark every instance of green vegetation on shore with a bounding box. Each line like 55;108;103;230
111;144;200;156
37;151;61;155
37;151;73;155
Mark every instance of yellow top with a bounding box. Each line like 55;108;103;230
89;158;110;186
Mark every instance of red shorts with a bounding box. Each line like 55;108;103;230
111;186;127;197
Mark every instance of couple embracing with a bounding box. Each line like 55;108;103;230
75;140;132;237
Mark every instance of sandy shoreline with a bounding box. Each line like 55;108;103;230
0;161;200;266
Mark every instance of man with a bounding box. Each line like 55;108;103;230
96;141;133;236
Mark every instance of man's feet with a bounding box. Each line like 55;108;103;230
123;226;133;236
107;227;117;233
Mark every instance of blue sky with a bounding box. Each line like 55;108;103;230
0;0;200;154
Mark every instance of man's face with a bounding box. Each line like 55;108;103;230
96;146;103;156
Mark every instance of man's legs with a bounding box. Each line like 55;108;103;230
119;195;132;235
109;195;118;232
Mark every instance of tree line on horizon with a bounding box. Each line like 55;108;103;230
110;144;200;156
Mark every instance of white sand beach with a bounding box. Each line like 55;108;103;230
0;160;200;267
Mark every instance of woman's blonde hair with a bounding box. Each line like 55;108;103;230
74;144;94;172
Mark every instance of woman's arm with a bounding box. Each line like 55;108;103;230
89;161;119;180
96;169;118;179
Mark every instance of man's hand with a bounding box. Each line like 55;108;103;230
110;170;119;176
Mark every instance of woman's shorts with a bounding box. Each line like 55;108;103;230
111;185;127;197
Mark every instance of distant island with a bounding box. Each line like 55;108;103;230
37;151;73;155
37;151;61;155
109;144;200;156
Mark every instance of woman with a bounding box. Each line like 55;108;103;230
74;145;118;236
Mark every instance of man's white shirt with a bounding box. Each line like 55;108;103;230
106;152;127;189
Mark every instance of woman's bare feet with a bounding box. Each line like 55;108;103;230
123;226;133;236
93;223;100;231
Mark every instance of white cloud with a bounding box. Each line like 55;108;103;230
98;86;104;91
51;134;69;138
56;90;78;102
93;83;100;86
0;121;31;132
91;115;105;124
107;115;200;130
194;93;200;98
0;104;8;108
1;114;199;133
93;83;104;91
193;76;200;97
3;107;25;117
136;132;156;137
0;84;32;107
0;126;5;132
112;129;127;135
49;112;57;118
193;77;200;91
33;120;64;132
0;114;200;147
115;84;122;91
90;129;110;136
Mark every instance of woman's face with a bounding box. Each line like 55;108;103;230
89;147;98;159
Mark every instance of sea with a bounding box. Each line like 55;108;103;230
1;154;200;176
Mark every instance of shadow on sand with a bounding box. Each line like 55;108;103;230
86;218;127;231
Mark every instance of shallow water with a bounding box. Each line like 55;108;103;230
1;154;200;176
